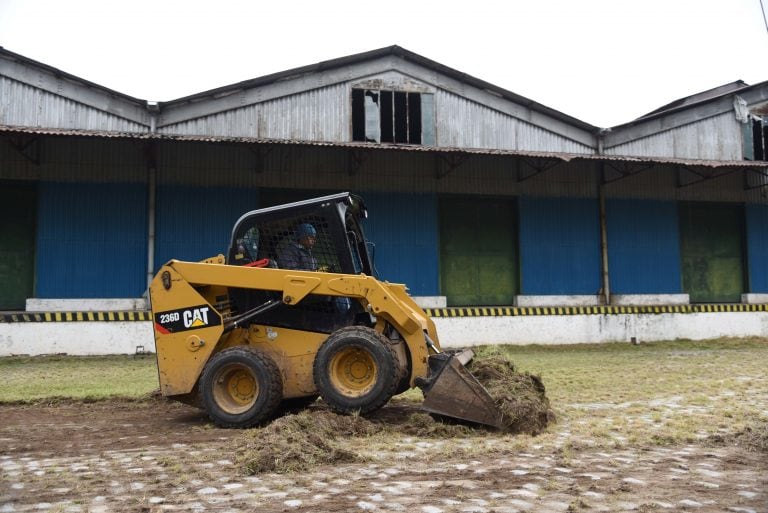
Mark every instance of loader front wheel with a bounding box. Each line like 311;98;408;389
200;347;283;428
314;326;400;415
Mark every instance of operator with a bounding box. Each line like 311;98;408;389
278;222;352;316
278;223;319;271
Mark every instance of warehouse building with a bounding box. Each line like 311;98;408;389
1;45;768;338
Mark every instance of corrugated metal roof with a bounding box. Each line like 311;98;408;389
1;123;766;170
638;81;750;120
160;45;600;134
0;46;147;105
613;79;768;130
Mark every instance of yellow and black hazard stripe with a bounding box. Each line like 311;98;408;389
0;311;152;323
1;304;767;322
425;303;768;317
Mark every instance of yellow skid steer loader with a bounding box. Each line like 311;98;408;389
150;193;502;428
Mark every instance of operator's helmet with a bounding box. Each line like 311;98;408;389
295;223;317;240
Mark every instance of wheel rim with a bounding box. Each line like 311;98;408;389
211;363;259;414
329;346;378;397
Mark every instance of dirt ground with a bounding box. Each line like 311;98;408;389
1;399;766;513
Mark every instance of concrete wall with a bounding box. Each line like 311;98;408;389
434;312;768;346
2;312;766;356
0;321;155;356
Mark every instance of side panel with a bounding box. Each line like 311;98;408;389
679;202;745;303
745;203;768;292
36;182;147;298
439;196;518;306
606;199;682;294
154;186;258;270
519;196;600;294
0;181;36;309
362;192;439;296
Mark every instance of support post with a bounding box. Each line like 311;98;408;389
146;144;157;293
598;164;611;305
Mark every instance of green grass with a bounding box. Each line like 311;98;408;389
475;337;768;447
0;354;159;402
1;338;766;450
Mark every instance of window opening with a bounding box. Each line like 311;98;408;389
394;91;408;143
408;92;422;144
351;89;365;142
753;118;766;161
352;88;432;145
380;91;394;143
744;115;768;161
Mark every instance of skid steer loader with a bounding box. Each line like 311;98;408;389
150;192;503;428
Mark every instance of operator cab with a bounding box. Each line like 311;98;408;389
226;192;374;333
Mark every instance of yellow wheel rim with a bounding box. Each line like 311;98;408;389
329;346;377;397
212;363;259;414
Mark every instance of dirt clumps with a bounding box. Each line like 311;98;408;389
467;355;555;435
234;352;555;474
235;410;376;474
386;411;478;438
729;421;768;453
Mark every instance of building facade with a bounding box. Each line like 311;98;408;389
2;45;768;314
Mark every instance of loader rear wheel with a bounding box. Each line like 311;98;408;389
200;347;282;428
314;326;400;415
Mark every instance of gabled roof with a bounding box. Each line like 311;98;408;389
161;45;598;134
0;46;150;126
637;80;750;121
0;46;146;105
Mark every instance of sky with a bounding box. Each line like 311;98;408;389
0;0;766;128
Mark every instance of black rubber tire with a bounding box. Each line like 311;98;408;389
313;326;401;415
199;346;283;428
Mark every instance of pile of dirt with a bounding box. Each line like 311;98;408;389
235;410;377;474
389;411;478;438
467;355;555;435
729;421;768;453
234;353;554;474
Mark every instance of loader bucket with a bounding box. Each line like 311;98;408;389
417;350;504;429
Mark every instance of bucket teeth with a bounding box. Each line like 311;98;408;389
418;351;504;429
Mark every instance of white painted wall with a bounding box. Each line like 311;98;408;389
1;312;766;356
26;298;149;312
0;322;156;356
434;312;768;347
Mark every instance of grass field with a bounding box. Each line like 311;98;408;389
0;354;158;401
474;338;768;448
1;338;766;448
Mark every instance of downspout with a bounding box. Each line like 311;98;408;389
597;132;611;305
146;103;159;293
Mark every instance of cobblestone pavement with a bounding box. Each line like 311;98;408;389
1;401;766;513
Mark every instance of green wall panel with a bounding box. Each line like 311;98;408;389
439;197;517;306
0;182;36;309
679;202;745;303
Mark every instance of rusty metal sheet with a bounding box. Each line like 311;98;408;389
1;123;766;169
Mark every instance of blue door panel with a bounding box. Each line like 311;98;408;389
359;192;439;296
36;182;147;298
746;203;768;292
154;186;258;270
519;197;600;294
606;199;682;294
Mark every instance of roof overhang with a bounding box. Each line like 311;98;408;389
2;124;766;171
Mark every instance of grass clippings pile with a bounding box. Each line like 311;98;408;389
468;355;555;435
730;420;768;453
235;407;477;474
235;352;555;474
235;410;377;474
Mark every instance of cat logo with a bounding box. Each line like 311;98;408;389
154;304;221;334
183;307;210;328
